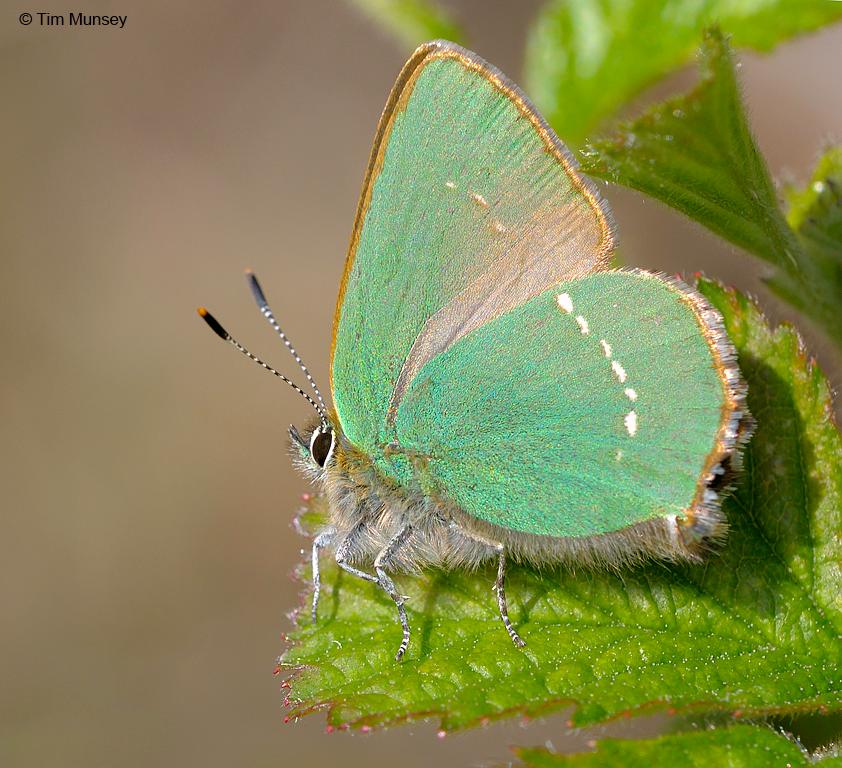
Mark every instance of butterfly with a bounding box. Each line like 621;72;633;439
199;40;752;660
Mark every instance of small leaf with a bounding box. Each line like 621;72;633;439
524;0;842;146
580;30;842;348
347;0;465;50
277;281;841;732
514;724;842;767
770;147;842;342
787;147;842;246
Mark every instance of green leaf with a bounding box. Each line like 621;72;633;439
787;147;842;244
580;29;797;270
771;147;842;341
524;0;842;146
514;724;842;767
347;0;465;50
579;30;842;348
277;280;841;732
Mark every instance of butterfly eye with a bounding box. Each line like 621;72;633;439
310;428;335;467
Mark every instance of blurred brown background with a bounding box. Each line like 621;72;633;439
1;2;840;766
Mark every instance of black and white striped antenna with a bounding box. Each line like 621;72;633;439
197;291;328;426
244;269;328;416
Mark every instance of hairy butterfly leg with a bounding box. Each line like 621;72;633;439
335;524;380;585
451;523;526;648
310;528;335;623
373;525;415;661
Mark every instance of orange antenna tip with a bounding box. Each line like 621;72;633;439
197;306;229;340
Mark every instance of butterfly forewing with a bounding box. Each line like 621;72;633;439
331;41;614;462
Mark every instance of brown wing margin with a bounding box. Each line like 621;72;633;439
328;39;617;404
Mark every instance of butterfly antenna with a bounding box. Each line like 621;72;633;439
197;307;327;421
245;269;328;416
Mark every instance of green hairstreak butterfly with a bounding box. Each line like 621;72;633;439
199;40;752;660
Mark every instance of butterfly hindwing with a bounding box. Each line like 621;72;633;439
393;271;729;536
331;41;614;463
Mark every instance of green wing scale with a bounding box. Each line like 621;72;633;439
331;41;740;540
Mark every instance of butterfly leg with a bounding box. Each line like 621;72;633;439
450;523;525;648
335;525;380;586
373;525;414;661
310;527;335;623
494;548;526;648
